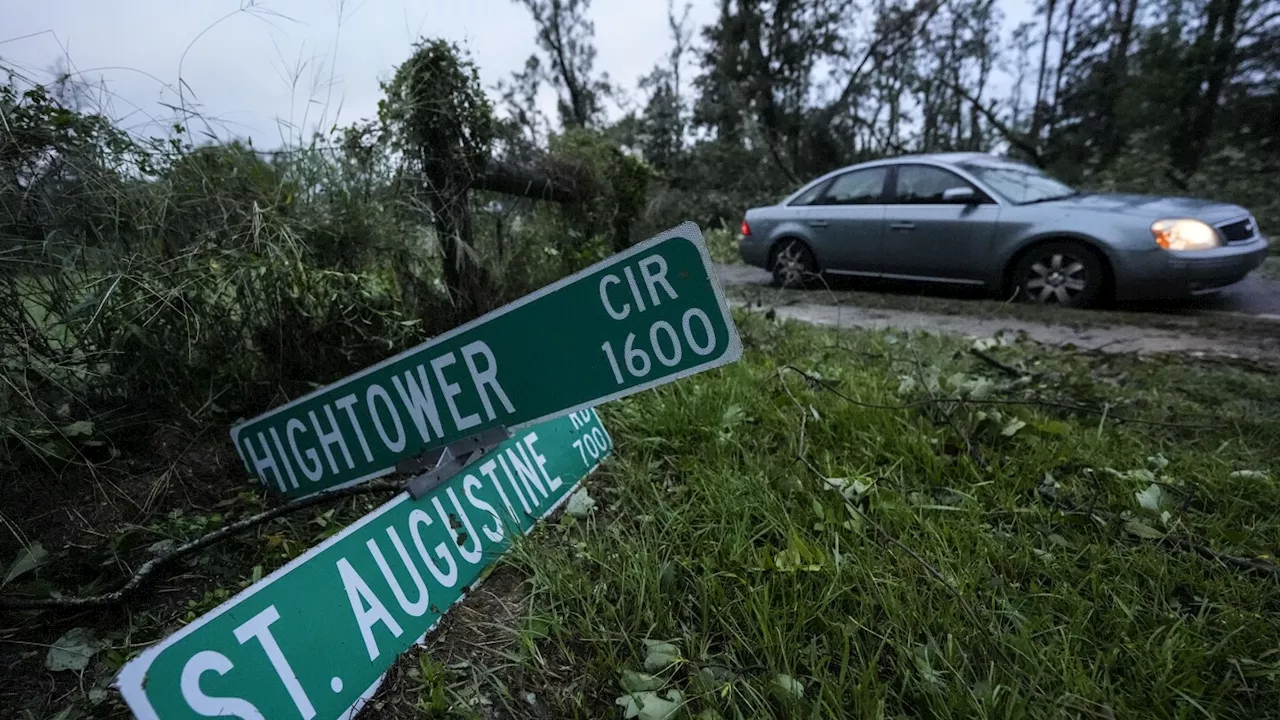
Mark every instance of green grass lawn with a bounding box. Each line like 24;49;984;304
460;312;1280;719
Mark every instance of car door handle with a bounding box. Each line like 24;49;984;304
808;220;829;228
890;222;916;231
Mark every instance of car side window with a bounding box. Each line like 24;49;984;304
817;167;888;205
789;179;831;206
894;165;986;204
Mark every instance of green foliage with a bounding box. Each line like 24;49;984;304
379;38;495;180
548;128;654;255
0;72;453;471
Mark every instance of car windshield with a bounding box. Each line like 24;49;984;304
959;160;1078;204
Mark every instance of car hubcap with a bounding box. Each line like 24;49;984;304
1024;253;1086;304
776;245;807;284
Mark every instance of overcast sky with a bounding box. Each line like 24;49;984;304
4;0;1029;149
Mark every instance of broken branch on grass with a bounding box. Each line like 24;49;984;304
0;481;404;610
969;347;1026;378
776;365;1218;430
1037;487;1280;580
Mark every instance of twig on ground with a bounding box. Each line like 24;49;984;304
1037;487;1280;580
776;365;1221;430
1;481;404;610
969;347;1026;378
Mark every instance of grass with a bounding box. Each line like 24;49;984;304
452;312;1280;718
6;313;1280;719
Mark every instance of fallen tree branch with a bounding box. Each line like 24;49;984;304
472;158;586;204
968;347;1026;378
777;365;1220;429
1037;487;1280;580
1;481;403;611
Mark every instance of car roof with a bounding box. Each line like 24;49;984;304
862;152;994;168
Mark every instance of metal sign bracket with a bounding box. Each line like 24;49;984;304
399;426;511;499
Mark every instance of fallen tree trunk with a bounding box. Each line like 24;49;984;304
472;158;587;204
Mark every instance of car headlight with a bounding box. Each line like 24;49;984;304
1151;218;1221;251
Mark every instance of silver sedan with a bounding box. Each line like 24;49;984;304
738;153;1270;307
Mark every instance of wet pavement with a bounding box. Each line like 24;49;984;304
714;263;1280;318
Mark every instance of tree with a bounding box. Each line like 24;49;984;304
380;40;496;314
514;0;612;129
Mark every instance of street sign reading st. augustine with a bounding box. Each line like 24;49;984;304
231;222;740;499
119;410;611;720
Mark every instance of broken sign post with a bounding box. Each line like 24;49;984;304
118;409;611;720
231;221;740;500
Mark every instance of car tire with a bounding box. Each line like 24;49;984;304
771;240;818;289
1012;241;1105;308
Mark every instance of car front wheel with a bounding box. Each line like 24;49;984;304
771;240;817;288
1012;242;1104;308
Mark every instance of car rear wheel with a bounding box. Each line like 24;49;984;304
1013;242;1104;308
771;240;817;289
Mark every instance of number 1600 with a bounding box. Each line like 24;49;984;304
602;308;717;384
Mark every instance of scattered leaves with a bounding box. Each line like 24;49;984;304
616;690;684;720
565;489;597;518
1135;484;1171;514
642;640;680;673
45;628;108;672
3;541;48;586
1124;518;1165;540
621;670;664;693
774;673;805;699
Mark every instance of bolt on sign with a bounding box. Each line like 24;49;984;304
118;410;612;720
231;222;740;499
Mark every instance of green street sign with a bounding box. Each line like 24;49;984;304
119;409;611;720
232;221;739;499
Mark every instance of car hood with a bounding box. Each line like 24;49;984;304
1038;193;1249;223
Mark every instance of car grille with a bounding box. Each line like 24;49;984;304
1218;217;1257;244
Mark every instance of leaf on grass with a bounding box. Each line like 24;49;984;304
1001;418;1027;437
60;420;94;437
775;674;805;699
823;477;870;501
615;690;683;720
774;548;803;572
695;665;736;692
972;337;998;351
45;627;108;672
642;640;680;673
966;377;996;400
896;376;918;395
1135;483;1170;513
1229;470;1271;481
621;670;664;693
3;542;48;586
1147;454;1169;471
720;404;746;429
565;489;596;518
1124;518;1164;540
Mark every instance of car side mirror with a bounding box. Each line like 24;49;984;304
942;186;977;203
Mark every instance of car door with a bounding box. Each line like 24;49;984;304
799;166;890;275
879;164;1000;285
